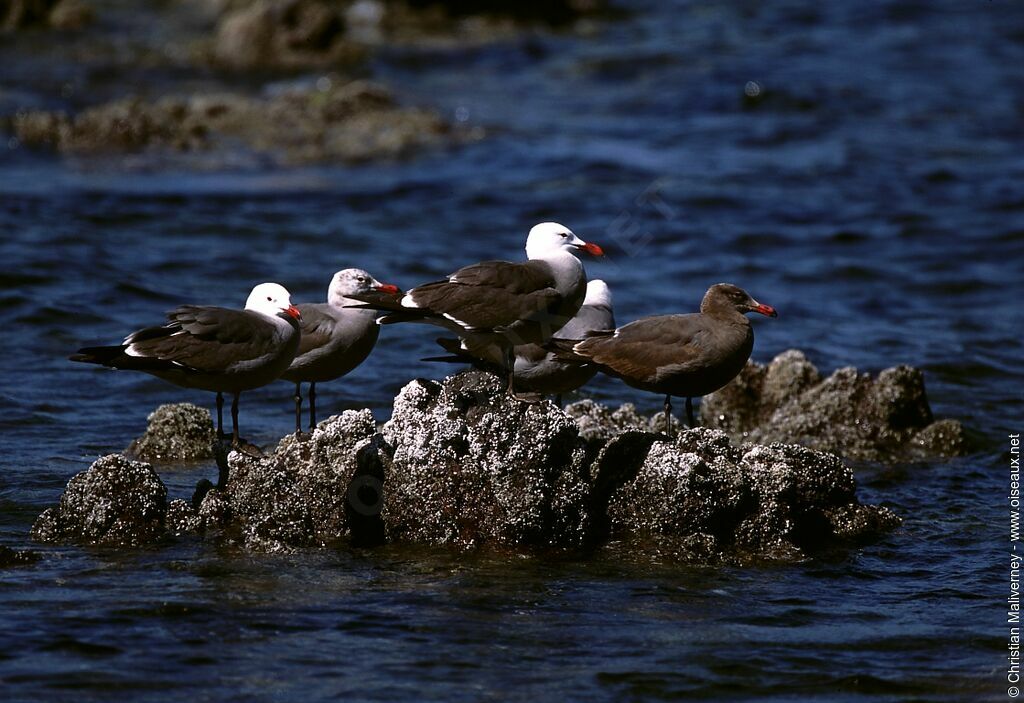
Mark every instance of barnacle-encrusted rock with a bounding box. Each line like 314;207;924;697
564;399;679;443
200;409;383;551
30;454;167;546
590;428;900;563
32;363;905;562
381;371;591;548
196;486;232;530
126;403;216;462
701;349;968;461
166;499;201;535
0;545;42;567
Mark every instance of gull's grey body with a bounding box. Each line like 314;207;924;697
282;268;397;432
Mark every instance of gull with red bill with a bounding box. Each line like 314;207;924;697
281;268;401;434
427;279;616;404
550;283;777;435
349;221;605;398
70;282;302;449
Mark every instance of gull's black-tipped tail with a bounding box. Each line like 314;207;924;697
343;291;407;313
377;310;437;325
422;338;502;374
421;354;467;364
70;344;177;373
344;293;440;326
69;345;124;366
543;337;587;364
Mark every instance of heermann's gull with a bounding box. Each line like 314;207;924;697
555;283;777;435
429;279;616;403
351;222;604;396
70;282;302;449
281;268;400;434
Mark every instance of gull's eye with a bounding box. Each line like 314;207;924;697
266;296;273;302
357;276;367;283
559;232;570;238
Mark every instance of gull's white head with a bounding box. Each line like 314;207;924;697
245;282;301;321
328;268;401;307
524;222;604;260
583;279;612;307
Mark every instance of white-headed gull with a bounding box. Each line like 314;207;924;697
71;282;302;448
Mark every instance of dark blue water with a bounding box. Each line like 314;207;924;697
1;1;1020;700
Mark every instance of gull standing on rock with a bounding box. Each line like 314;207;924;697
70;282;302;449
429;279;616;403
350;222;604;398
553;283;777;435
281;268;400;434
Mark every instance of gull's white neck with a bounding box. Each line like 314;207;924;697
531;249;585;295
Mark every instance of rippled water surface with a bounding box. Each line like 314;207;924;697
1;1;1020;700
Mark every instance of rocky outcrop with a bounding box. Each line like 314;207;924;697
195;409;384;551
589;429;900;563
701;349;968;462
32;367;904;562
211;0;364;70
564;399;680;443
31;454;167;547
166;499;201;536
375;372;897;559
0;545;41;567
1;0;609;168
568;351;966;464
380;372;591;548
126;403;216;463
8;80;453;165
